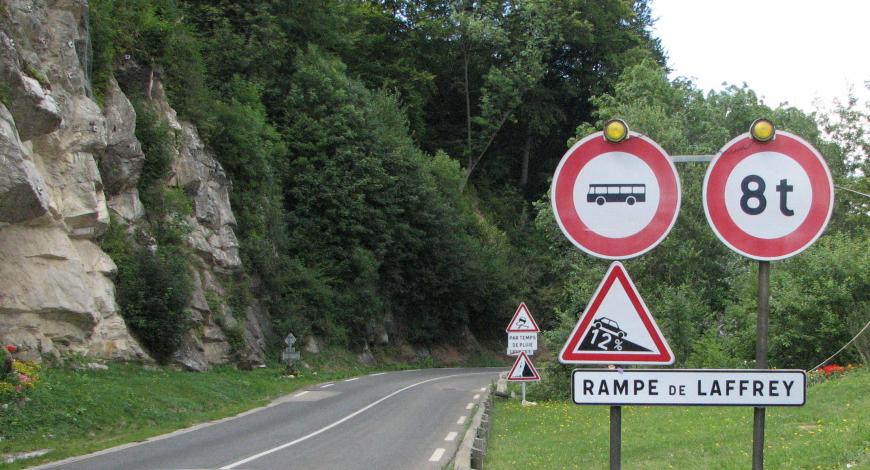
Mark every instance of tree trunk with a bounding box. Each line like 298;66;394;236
520;126;532;188
463;44;472;170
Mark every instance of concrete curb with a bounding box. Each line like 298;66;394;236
453;371;507;470
453;389;491;470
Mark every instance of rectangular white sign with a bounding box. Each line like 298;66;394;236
507;333;537;356
572;369;805;406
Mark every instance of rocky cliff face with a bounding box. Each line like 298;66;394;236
0;0;271;368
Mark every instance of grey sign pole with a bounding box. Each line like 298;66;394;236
752;261;770;469
610;405;621;470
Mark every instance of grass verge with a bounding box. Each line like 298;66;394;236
485;368;869;469
0;347;507;469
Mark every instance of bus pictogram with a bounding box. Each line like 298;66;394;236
587;183;647;206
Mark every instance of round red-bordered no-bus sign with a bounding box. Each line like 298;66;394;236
551;131;681;259
703;130;834;261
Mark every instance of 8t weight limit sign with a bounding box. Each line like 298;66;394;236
704;131;834;261
738;175;794;216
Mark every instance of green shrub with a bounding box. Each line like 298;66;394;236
139;185;193;247
0;83;11;106
22;62;50;88
89;0;213;118
134;101;176;191
102;221;193;363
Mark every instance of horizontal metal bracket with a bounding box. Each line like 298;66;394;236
669;155;715;163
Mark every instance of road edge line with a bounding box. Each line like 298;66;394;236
219;372;488;469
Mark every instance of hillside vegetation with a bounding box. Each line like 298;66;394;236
84;0;866;367
85;0;665;357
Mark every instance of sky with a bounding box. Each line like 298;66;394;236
649;0;870;115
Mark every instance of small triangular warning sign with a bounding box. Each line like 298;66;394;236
559;261;674;365
508;351;541;381
506;302;540;333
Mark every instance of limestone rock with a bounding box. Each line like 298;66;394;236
7;73;62;142
0;226;149;361
357;345;376;366
44;151;109;238
173;332;209;372
171;123;241;272
304;336;321;354
0;224;97;318
0;32;62;142
0;0;270;368
100;78;144;195
0;104;52;223
107;188;145;223
241;299;271;367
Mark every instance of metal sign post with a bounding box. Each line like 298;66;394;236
703;120;833;469
552;121;680;470
610;405;621;470
753;261;770;469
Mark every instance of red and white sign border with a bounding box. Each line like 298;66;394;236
507;351;541;382
559;261;674;365
506;302;540;333
551;131;681;260
703;131;834;261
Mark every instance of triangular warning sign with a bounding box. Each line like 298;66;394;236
559;261;674;365
507;351;541;381
506;302;540;333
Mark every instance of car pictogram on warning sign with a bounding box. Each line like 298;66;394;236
559;261;674;364
593;318;626;338
589;318;628;351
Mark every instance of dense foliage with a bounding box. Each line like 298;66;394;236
89;1;867;368
101;221;193;364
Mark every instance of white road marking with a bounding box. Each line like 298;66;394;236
371;372;387;376
220;372;486;469
429;448;446;462
445;432;458;442
319;383;335;389
293;391;310;398
479;387;486;391
344;377;359;382
465;403;474;410
473;394;480;400
457;416;467;425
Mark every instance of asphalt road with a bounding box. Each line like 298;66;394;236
37;368;502;470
